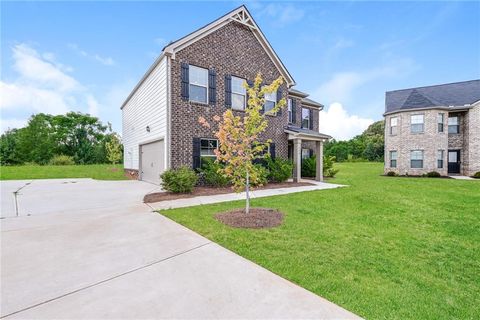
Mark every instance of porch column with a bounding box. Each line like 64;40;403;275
293;138;302;183
315;140;323;182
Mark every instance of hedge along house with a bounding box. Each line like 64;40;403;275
121;5;331;185
384;80;480;177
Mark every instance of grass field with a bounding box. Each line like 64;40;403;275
0;164;127;180
161;162;479;319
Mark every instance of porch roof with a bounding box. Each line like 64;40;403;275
284;125;332;141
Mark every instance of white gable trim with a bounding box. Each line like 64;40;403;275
163;5;295;87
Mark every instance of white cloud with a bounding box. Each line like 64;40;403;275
68;43;115;66
320;103;374;141
254;3;304;26
0;43;102;132
0;118;28;133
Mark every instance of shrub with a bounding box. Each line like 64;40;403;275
472;172;480;178
426;171;441;178
253;164;269;186
160;166;198;193
200;158;230;187
301;156;316;177
301;155;339;178
266;157;293;182
323;155;339;178
49;155;74;166
386;171;397;177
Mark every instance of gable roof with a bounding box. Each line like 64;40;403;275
162;5;295;86
385;79;480;114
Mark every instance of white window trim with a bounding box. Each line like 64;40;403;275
200;138;218;158
263;88;277;113
301;108;310;129
231;76;246;110
189;65;208;104
410;114;424;133
288;98;293;123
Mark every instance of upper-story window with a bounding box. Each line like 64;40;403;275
231;76;246;110
288;99;293;123
390;117;398;135
189;66;208;104
301;108;310;129
448;116;460;134
264;90;276;113
410;150;424;168
437;113;444;133
410;114;424;133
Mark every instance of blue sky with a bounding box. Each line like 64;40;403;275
2;1;479;139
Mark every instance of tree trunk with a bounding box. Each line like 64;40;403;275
245;169;250;214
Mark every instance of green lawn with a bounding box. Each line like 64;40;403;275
161;162;479;319
0;164;127;180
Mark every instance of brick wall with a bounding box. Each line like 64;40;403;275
384;109;449;175
466;104;480;176
170;21;290;169
287;95;320;152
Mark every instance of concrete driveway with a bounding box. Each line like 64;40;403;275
1;179;360;319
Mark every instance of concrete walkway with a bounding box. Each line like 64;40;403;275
150;180;344;211
449;175;477;180
1;178;359;319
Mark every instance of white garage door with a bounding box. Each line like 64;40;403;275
140;140;164;185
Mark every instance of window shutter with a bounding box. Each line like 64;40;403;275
276;89;282;116
292;99;297;124
225;75;232;108
309;109;314;130
270;143;276;159
192;138;201;169
208;69;216;105
181;63;189;101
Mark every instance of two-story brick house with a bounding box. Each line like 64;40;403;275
121;6;331;184
384;80;480;176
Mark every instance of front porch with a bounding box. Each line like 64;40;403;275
285;126;332;183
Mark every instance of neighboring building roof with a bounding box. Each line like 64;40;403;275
301;97;324;109
385;79;480;114
288;88;309;98
284;125;332;140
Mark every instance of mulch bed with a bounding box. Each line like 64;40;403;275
215;208;284;229
143;181;312;203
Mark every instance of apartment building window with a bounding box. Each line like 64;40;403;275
390;117;398;135
189;65;208;104
437;150;444;169
448;116;460;133
410;150;424;168
437;113;444;132
288;99;293;123
390;151;397;168
200;139;218;158
301;108;310;129
410;114;424;133
264;90;276;113
231;76;246;110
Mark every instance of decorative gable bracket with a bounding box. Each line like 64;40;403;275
231;10;256;29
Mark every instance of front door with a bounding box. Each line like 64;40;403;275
448;150;461;174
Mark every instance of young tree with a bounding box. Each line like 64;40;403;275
199;73;286;214
105;134;123;164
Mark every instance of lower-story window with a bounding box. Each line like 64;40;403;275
389;150;397;168
200;139;218;158
410;150;424;168
437;150;444;169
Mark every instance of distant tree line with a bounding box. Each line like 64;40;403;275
324;120;384;162
0;112;123;165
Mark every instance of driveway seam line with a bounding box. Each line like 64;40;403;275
1;241;212;319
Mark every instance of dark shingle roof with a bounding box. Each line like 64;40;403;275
284;125;332;139
301;97;324;109
288;88;309;98
385;80;480;113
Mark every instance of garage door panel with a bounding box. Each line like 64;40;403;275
141;140;164;185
